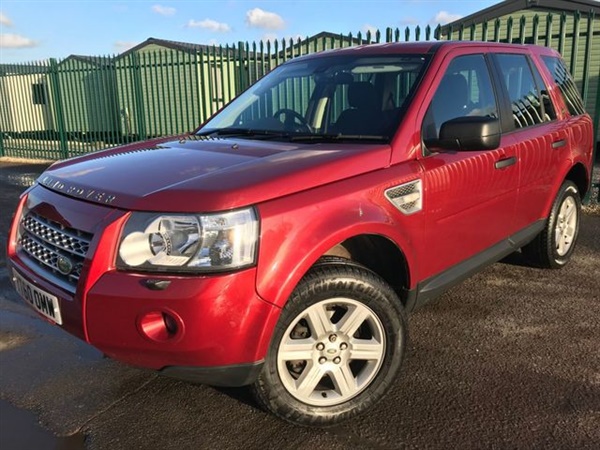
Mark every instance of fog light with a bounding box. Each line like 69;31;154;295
138;311;181;342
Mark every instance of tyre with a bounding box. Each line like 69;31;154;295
251;260;407;426
522;180;581;269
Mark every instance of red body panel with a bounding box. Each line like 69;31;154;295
256;161;424;306
85;269;280;368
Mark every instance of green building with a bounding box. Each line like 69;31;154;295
56;55;120;140
114;38;239;139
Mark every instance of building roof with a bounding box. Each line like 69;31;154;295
440;0;600;32
299;31;365;45
58;55;113;66
115;37;235;59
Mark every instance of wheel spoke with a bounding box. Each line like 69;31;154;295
565;225;575;238
295;363;324;398
306;304;332;338
565;203;576;222
337;305;370;336
279;338;315;361
349;338;384;360
331;363;356;398
557;235;566;255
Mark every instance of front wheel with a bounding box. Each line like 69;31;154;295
251;261;407;426
522;180;581;269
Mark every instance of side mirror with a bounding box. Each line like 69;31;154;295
438;116;500;151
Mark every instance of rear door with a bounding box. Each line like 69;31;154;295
490;52;569;229
418;51;520;278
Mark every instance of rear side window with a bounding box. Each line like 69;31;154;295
541;56;586;116
531;62;557;121
496;54;549;129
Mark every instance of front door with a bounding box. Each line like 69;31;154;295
418;52;520;279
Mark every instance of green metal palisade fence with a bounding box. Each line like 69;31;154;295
0;12;598;184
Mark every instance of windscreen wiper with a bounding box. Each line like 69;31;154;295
193;128;291;139
289;133;388;142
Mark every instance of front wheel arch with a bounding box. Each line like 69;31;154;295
325;234;411;306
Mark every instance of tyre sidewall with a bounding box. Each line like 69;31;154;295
547;182;581;268
255;265;406;425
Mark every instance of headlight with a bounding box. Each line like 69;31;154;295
117;208;258;272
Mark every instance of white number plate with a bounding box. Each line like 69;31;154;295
12;269;63;325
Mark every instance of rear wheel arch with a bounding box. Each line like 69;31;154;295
564;163;589;199
522;179;581;269
540;162;589;218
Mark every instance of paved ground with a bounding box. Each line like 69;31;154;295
0;160;599;449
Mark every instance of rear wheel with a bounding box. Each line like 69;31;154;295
251;261;406;426
522;180;581;269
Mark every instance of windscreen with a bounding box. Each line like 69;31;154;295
198;54;429;142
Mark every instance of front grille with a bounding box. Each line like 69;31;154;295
18;212;93;288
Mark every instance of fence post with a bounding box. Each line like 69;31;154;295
48;58;68;159
131;53;147;140
545;14;553;47
581;11;594;106
570;11;581;77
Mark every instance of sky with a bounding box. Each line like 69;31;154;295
0;0;500;63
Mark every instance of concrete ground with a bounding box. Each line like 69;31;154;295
0;160;598;449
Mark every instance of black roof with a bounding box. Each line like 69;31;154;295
440;0;600;32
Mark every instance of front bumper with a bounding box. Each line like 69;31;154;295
7;186;281;386
85;268;280;372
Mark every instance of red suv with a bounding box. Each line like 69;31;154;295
7;42;594;425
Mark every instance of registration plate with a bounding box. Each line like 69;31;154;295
12;269;63;325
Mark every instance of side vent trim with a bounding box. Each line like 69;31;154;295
384;180;423;215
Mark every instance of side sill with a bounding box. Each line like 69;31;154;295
412;220;545;310
160;361;264;387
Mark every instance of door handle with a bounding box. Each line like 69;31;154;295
495;156;517;170
552;139;567;149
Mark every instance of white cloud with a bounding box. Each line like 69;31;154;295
0;12;12;27
186;19;231;33
152;4;176;16
246;8;285;30
114;40;138;52
433;11;462;25
0;33;37;48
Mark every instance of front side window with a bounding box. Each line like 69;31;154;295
422;54;498;145
496;54;548;129
200;54;429;142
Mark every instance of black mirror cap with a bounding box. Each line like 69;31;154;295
438;116;501;151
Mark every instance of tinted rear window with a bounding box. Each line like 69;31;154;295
541;56;586;116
